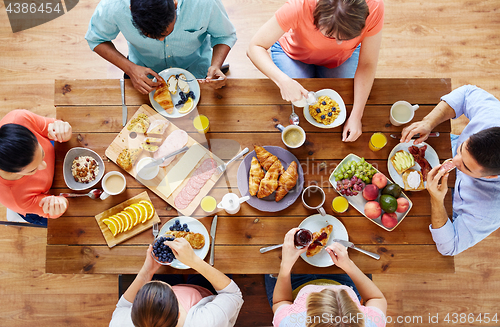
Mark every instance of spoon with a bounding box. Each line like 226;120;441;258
260;243;283;253
289;104;300;125
59;189;103;199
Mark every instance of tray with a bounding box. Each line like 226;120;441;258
95;191;160;248
329;153;413;232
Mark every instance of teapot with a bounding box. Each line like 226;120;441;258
217;193;250;215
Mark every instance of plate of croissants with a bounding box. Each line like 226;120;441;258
236;145;304;212
149;68;200;118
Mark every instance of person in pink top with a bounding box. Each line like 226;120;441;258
247;0;384;142
268;228;387;327
0;110;72;224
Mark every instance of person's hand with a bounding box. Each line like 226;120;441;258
326;242;354;272
342;116;362;142
276;77;309;103
48;121;72;143
401;120;433;144
199;66;226;89
140;244;162;277
39;195;68;217
165;238;200;267
280;228;307;271
426;165;449;202
125;63;161;94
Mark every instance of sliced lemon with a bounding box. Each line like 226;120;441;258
102;218;118;236
178;97;193;114
108;215;123;233
139;200;155;220
124;206;141;226
132;203;148;223
116;212;130;232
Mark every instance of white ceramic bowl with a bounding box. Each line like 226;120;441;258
63;147;105;191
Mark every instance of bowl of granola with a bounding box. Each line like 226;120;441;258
63;147;105;191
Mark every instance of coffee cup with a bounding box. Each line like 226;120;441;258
301;185;326;216
390;101;419;126
100;171;127;200
276;124;306;148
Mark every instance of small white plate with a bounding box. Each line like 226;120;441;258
299;214;348;267
63;147;105;191
158;216;210;269
387;142;439;190
149;68;201;118
303;89;347;129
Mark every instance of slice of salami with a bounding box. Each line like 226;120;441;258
188;176;206;189
180;187;197;202
200;158;217;173
184;183;201;197
174;195;190;209
440;159;456;173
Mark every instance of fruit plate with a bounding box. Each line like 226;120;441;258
303;89;347;129
236;146;304;212
387;142;439;191
157;216;210;269
329;153;413;232
95;191;160;248
299;214;348;267
149;67;200;118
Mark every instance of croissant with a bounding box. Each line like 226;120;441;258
275;161;299;202
254;145;284;174
153;76;174;114
257;160;281;198
249;157;265;196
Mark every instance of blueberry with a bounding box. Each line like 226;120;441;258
322;101;326;105
175;219;180;225
191;94;196;100
328;112;332;117
183;223;188;228
185;228;190;232
332;108;336;111
169;226;174;231
167;237;174;241
316;108;321;113
321;115;326;119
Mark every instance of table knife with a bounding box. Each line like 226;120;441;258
390;132;439;139
141;146;189;170
209;215;218;266
331;239;380;260
120;78;127;126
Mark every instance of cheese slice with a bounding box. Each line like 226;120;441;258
156;144;206;198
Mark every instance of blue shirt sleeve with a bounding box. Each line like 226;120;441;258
441;84;500;122
206;0;237;49
85;0;122;51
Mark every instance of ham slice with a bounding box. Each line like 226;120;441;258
154;130;188;167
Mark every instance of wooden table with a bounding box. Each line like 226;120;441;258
47;78;455;275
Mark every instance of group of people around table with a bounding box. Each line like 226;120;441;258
0;0;499;326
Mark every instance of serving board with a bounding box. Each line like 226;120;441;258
95;191;160;248
105;104;224;216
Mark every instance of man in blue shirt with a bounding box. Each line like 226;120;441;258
401;85;500;256
86;0;237;94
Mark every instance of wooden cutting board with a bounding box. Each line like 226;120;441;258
105;104;224;216
95;191;160;248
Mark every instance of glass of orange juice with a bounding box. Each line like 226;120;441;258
369;132;387;151
200;196;217;213
193;114;210;134
332;196;349;213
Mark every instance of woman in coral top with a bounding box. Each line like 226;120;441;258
0;110;72;224
267;228;387;327
247;0;384;142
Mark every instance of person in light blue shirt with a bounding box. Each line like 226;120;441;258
401;85;500;256
85;0;237;94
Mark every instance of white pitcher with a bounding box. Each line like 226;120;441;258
217;193;250;215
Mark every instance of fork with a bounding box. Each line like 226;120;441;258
152;223;159;239
215;147;249;175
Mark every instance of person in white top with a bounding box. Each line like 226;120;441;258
109;238;244;327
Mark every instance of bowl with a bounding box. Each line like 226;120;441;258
135;157;160;180
63;147;105;191
151;235;175;266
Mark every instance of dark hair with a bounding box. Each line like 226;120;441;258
313;0;369;40
130;0;177;39
466;127;500;176
131;281;179;327
0;124;39;173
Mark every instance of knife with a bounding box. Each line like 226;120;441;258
209;215;218;266
120;78;127;126
390;132;439;139
331;239;380;260
141;146;189;170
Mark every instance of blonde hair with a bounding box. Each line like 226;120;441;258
306;289;365;327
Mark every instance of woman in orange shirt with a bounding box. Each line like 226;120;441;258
247;0;384;142
0;110;72;225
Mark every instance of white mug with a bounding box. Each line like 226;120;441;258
100;171;127;200
276;124;306;149
390;101;419;126
301;185;326;216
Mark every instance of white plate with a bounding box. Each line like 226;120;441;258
299;214;348;267
303;89;347;129
149;68;201;118
158;216;210;269
63;147;105;191
387;142;439;190
329;153;413;232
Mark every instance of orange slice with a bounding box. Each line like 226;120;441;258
116;212;130;231
108;215;123;233
139;200;155;220
121;211;134;231
102;218;118;236
124;206;140;226
132;203;148;223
